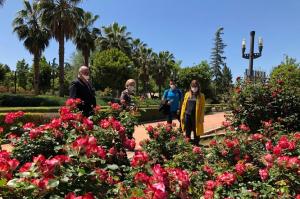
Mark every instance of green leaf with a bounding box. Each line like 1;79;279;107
107;164;119;170
7;179;19;188
0;178;7;187
78;168;86;176
47;179;59;188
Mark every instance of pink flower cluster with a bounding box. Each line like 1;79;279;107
65;98;82;109
4;111;24;124
131;151;149;167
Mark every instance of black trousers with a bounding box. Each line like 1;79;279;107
185;113;200;145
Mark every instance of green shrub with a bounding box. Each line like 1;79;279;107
0;94;66;107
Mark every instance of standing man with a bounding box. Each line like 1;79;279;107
69;66;96;117
162;79;182;124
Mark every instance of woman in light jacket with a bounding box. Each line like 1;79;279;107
180;80;205;145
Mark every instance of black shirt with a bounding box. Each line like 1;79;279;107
186;94;197;115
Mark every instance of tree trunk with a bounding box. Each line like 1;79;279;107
159;84;161;98
58;34;65;97
33;53;41;95
83;51;89;67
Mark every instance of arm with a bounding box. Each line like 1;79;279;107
200;94;206;123
69;82;78;99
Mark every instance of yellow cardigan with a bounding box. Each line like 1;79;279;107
180;92;205;136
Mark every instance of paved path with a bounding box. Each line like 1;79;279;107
133;112;226;149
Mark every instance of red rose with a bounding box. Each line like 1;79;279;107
193;146;202;154
131;151;149;167
288;141;296;151
209;139;217;146
235;162;246;175
259;168;269;181
264;154;273;163
265;141;273;151
239;124;250;132
272;145;282;156
277;156;289;167
205;180;216;190
217;172;236;186
95;168;108;181
287;157;300;169
278;136;289;149
146;125;154;133
19;162;32;172
134;172;150;184
204;190;214;199
203;165;214;175
252;133;264;141
0;126;3;133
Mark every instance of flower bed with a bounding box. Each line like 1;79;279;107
0;96;299;198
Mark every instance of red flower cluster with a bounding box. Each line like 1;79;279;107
65;192;94;199
216;172;236;186
235;162;246;175
110;103;121;110
0;150;19;180
4;111;24;124
239;124;250;132
65;98;82;109
72;136;106;159
133;164;190;199
131;151;149;167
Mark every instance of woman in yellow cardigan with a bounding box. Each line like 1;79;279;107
180;80;205;145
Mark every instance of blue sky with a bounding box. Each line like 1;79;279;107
1;0;300;79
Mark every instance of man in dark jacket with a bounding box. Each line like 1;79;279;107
69;66;96;116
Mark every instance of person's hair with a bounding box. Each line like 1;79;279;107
169;79;176;85
125;79;136;87
189;80;201;96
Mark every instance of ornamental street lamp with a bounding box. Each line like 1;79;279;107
242;31;263;80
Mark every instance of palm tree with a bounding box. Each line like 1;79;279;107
39;0;84;97
137;47;154;95
151;51;175;97
98;22;132;56
131;38;147;94
13;0;50;95
74;12;100;67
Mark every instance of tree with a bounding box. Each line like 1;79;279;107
0;63;10;83
92;48;133;96
210;27;227;95
131;38;147;94
74;12;100;67
137;47;154;94
270;55;300;92
0;0;5;6
16;59;29;90
98;22;132;56
13;0;50;95
39;56;52;93
39;0;84;97
221;64;233;93
151;51;175;97
177;61;213;99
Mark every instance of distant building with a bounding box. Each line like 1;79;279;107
244;69;268;82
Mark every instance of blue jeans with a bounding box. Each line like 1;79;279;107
167;111;177;124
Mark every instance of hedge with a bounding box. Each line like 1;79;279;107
0;104;224;125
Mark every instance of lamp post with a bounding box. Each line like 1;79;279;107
242;31;263;80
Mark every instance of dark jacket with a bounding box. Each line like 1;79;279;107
69;78;96;116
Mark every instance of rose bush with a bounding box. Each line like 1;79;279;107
0;94;299;198
229;78;300;132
